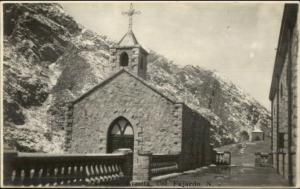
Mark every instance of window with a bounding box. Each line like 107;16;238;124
140;58;144;70
110;118;133;136
278;132;285;149
120;52;129;67
107;117;134;153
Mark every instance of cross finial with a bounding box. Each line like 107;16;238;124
122;3;141;32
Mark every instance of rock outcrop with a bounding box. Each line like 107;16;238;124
3;3;271;152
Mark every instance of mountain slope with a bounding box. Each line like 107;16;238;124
3;3;271;152
146;53;270;146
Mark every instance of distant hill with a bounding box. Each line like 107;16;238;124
3;3;271;152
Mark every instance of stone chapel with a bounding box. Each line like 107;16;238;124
63;4;213;183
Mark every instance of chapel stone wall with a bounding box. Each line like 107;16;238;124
181;104;211;170
68;72;182;155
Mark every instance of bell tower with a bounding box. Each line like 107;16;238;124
109;3;148;79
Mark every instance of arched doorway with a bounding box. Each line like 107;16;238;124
120;52;129;67
107;117;134;153
240;131;250;142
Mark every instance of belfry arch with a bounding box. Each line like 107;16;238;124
120;52;129;67
107;117;134;153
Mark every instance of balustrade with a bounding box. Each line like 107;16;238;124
215;151;231;165
4;152;132;186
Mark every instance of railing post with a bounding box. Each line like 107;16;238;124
268;152;273;165
3;152;131;187
224;151;231;165
3;144;18;186
131;151;152;186
122;151;133;185
255;152;261;167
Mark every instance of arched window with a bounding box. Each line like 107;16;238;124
110;118;133;136
107;117;134;153
120;52;129;67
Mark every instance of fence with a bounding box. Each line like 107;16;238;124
3;151;133;186
4;149;231;186
150;154;180;177
215;151;231;165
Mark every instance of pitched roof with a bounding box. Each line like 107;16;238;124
72;69;176;105
252;127;263;133
71;70;210;128
118;30;139;46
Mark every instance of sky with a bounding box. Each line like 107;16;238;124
61;2;284;109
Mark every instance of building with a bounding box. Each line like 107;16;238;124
63;4;213;184
269;4;298;186
251;127;264;141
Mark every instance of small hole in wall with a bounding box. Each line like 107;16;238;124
174;142;178;145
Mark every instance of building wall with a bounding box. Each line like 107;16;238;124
290;12;298;185
272;93;278;169
271;34;297;183
181;104;211;170
270;4;298;185
252;132;264;141
67;72;182;155
279;52;289;179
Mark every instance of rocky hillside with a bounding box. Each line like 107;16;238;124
146;54;270;146
3;3;271;152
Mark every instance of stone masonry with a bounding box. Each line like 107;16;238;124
64;18;213;184
269;4;298;186
68;71;182;154
66;69;212;183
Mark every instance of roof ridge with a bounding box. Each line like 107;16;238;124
72;69;126;104
122;69;176;104
72;69;176;105
118;30;139;46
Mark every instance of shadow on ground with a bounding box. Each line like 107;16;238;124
150;166;289;187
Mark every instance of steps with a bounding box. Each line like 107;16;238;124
239;143;247;154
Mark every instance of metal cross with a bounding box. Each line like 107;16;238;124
122;3;141;31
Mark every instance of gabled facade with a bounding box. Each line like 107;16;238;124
64;28;213;183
